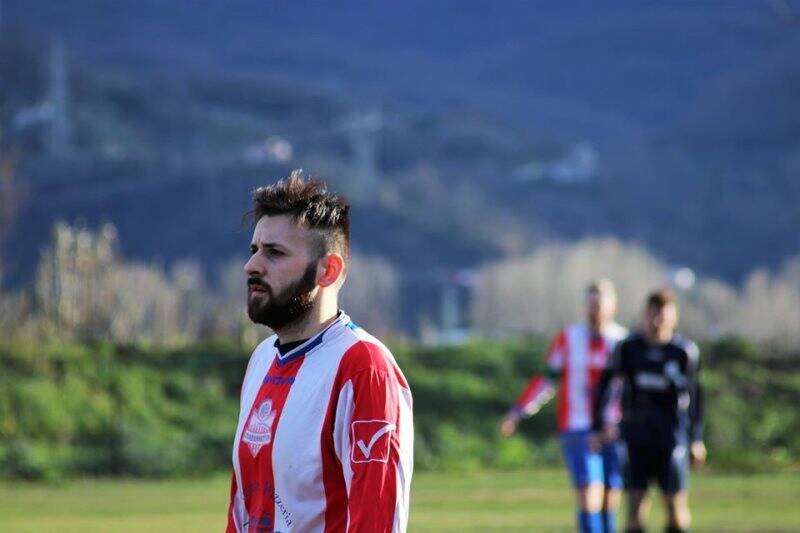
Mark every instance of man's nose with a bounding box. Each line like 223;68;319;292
244;254;265;277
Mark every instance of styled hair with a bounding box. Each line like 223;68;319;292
249;169;350;264
646;288;677;309
587;278;617;303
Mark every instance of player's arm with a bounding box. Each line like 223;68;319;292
501;372;557;436
591;341;625;444
501;331;564;436
687;343;707;466
334;365;412;532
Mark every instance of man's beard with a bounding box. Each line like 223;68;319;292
247;261;318;330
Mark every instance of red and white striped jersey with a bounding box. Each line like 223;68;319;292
513;322;627;432
227;312;413;533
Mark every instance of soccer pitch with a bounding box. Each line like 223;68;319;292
0;469;797;532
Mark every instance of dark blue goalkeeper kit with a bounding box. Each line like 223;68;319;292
592;333;703;493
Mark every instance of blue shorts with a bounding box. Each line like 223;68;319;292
560;429;623;489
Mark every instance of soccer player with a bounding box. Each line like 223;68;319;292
501;280;628;533
591;289;705;533
227;170;413;532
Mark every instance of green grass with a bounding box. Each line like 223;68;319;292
0;469;798;532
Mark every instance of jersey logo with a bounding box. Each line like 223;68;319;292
243;398;276;457
634;372;669;390
351;420;395;464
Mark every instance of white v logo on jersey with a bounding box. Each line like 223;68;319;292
357;423;395;458
351;420;395;463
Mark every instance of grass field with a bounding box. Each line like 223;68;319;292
1;469;798;532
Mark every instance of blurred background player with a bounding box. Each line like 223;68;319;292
592;289;705;533
501;280;628;533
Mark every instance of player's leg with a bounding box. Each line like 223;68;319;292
579;482;605;532
659;443;691;532
561;430;604;533
662;491;690;532
601;441;624;532
602;488;621;533
625;490;649;533
621;440;650;532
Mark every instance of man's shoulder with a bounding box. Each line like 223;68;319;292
246;334;278;364
557;323;584;348
343;339;392;368
256;333;278;351
670;334;700;364
249;334;277;359
564;323;584;336
545;326;569;348
338;325;407;386
238;334;278;392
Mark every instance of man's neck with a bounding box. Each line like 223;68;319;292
645;329;673;346
274;302;339;344
588;320;609;335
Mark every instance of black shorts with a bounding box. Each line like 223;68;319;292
621;440;689;493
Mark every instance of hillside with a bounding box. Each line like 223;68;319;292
1;1;799;295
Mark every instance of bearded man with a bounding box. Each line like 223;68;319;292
226;170;413;533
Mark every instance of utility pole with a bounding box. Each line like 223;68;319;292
438;269;476;344
48;38;71;157
340;110;382;200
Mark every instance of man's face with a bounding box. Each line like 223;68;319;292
244;215;321;330
586;290;615;330
644;302;678;340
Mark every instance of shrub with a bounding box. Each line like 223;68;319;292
0;336;796;479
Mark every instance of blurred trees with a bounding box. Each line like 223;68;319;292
471;238;665;337
679;267;800;353
472;237;800;353
2;223;798;351
35;221;118;339
735;260;800;352
340;253;400;337
1;221;402;345
29;221;199;345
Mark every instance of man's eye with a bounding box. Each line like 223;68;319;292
249;246;257;255
269;249;284;257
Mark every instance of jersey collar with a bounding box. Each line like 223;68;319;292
273;310;352;366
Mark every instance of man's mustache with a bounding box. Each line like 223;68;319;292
247;277;271;292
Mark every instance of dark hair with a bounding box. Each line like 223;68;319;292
646;288;677;309
250;169;350;264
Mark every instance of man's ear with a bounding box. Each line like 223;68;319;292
317;253;345;288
